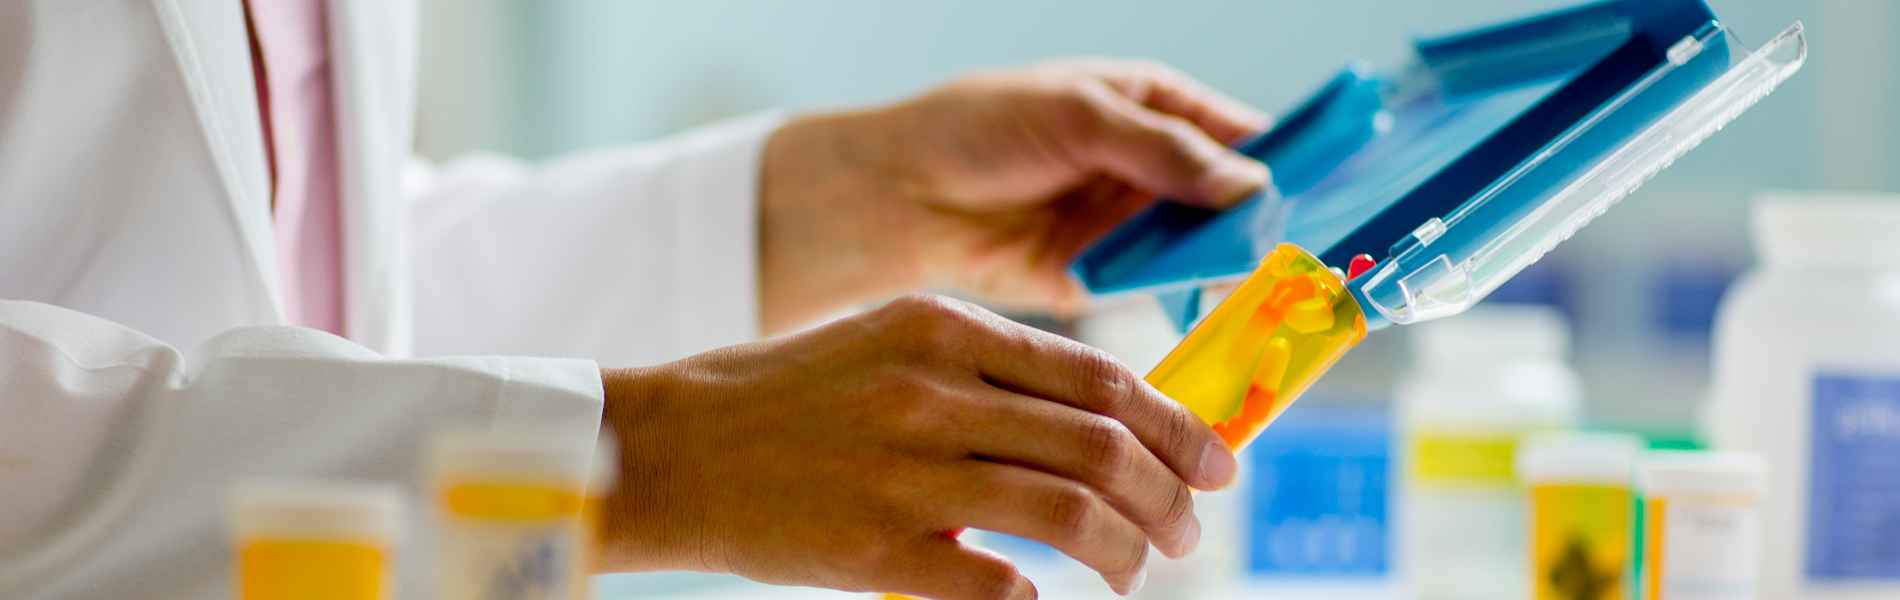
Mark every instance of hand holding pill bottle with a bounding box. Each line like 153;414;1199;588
1143;243;1367;452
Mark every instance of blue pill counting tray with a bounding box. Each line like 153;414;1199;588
1070;0;1806;331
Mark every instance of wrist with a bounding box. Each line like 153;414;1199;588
598;366;703;573
758;109;934;333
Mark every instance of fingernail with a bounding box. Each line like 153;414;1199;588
1200;442;1237;489
1128;567;1147;595
1180;516;1202;555
1200;159;1269;204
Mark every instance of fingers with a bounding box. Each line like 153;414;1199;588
880;295;1236;492
934;462;1151;594
946;387;1200;558
873;534;1037;600
1076;58;1271;144
1061;84;1269;210
982;324;1235;491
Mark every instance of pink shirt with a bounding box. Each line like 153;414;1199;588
244;0;346;336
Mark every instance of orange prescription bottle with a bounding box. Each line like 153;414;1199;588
1144;243;1368;452
1637;452;1766;600
230;479;405;600
1518;432;1644;600
430;428;593;600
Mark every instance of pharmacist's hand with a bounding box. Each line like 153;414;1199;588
599;295;1238;599
760;59;1271;334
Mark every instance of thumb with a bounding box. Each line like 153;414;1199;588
1066;85;1271;209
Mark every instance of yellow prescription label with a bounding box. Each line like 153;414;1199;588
437;481;587;600
445;484;583;520
1412;434;1520;484
1532;485;1631;600
238;539;387;600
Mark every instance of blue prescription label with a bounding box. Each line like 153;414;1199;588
1807;373;1900;579
1246;404;1388;575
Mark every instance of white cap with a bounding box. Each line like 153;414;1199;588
1637;451;1768;497
230;478;405;540
1516;431;1643;485
430;427;594;482
1410;302;1570;366
1753;190;1900;267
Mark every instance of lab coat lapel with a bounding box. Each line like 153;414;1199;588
147;0;286;324
328;0;419;356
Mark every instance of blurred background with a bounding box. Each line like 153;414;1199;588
411;0;1891;597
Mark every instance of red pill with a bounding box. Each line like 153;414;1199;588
1347;254;1377;280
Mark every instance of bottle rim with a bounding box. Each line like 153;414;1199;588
1754;192;1900;267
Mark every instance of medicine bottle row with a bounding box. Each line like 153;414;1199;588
229;429;617;600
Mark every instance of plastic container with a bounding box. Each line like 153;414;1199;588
1636;451;1767;600
1707;192;1900;600
1518;432;1644;600
1072;0;1807;336
1145;243;1367;453
1395;304;1582;600
1246;404;1391;576
230;479;405;600
430;428;595;600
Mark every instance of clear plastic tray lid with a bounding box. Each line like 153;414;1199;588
1352;21;1807;325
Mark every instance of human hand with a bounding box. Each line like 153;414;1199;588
598;295;1238;599
759;59;1271;334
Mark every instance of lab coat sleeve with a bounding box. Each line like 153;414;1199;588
409;112;788;368
0;299;603;599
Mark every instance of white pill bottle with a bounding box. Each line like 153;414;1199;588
1395;304;1583;600
1708;191;1900;600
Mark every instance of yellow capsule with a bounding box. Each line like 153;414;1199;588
1284;297;1336;334
1252;336;1293;393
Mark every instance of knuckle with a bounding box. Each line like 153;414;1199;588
1153;113;1206;145
1160;483;1195;530
882;294;972;355
1074;349;1135;412
1043;484;1101;546
876;372;951;429
1046;83;1111;139
1048;80;1101;111
884;294;949;325
825;532;895;576
1078;416;1137;478
1159;404;1199;457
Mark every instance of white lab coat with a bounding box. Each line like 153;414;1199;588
0;1;776;597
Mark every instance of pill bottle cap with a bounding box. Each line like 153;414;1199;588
430;427;594;482
1410;302;1570;366
230;478;405;540
1516;431;1643;485
1637;451;1767;496
1754;191;1900;267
